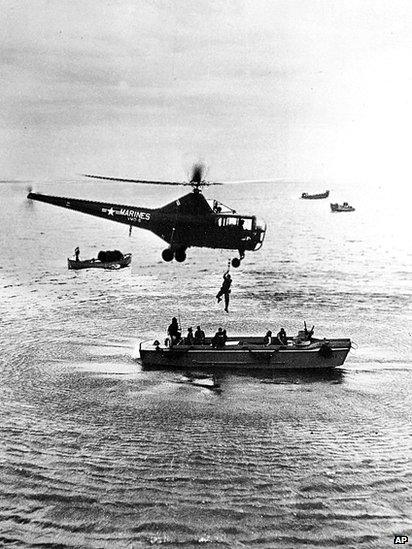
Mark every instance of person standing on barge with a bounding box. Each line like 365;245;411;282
263;330;272;345
185;327;194;345
168;317;181;346
277;328;287;345
212;328;226;348
194;326;205;345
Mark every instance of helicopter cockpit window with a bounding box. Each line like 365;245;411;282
217;216;253;229
226;217;238;226
216;217;239;227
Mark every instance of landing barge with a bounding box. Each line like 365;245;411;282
301;190;330;199
139;336;351;370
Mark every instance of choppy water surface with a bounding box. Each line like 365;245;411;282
1;180;411;548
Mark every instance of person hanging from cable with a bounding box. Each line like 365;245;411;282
216;260;232;313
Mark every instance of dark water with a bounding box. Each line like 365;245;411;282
1;180;411;548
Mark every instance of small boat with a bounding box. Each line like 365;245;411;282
68;253;132;270
330;202;355;212
301;190;329;199
139;332;351;371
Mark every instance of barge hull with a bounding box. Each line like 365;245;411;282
139;338;351;370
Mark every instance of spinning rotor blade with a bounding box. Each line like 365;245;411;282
215;178;285;184
82;174;188;186
82;173;222;187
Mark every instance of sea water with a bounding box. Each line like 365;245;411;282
0;180;411;548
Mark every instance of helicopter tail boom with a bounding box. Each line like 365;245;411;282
27;192;153;229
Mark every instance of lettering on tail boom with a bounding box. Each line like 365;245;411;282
102;207;151;221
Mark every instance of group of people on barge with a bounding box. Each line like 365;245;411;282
167;318;207;346
167;317;295;348
263;328;288;345
167;322;228;348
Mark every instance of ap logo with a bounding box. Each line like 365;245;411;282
394;536;409;544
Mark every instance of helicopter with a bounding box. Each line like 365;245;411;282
27;163;266;267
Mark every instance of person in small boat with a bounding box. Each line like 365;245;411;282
277;328;287;345
194;326;205;345
263;330;272;345
212;327;226;348
185;327;194;345
216;269;232;313
74;247;80;262
168;317;181;346
222;329;228;343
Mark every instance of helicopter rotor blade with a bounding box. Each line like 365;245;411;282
82;173;223;187
215;178;286;184
82;174;189;186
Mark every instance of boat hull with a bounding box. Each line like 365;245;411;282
330;203;355;212
301;191;330;199
139;337;351;371
68;253;132;270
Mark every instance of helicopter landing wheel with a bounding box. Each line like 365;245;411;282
231;257;241;268
162;248;174;262
174;248;187;263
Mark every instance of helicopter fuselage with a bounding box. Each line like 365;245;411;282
27;190;266;264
